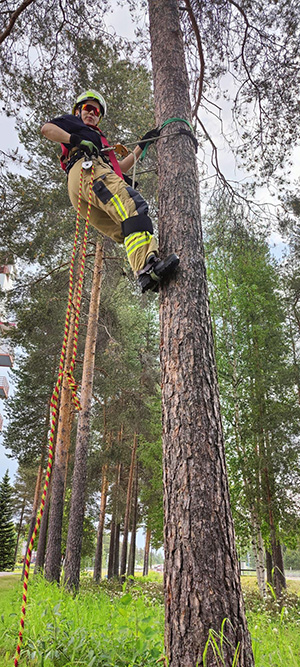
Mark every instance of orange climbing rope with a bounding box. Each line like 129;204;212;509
13;164;95;667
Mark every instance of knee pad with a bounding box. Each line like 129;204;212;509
121;213;153;237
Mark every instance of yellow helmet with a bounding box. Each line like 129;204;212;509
72;90;107;118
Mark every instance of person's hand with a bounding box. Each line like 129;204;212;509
138;128;160;150
69;134;99;157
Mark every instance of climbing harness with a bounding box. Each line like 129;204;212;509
13;163;95;667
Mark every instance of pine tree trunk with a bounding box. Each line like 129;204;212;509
13;496;26;567
108;462;122;579
64;240;104;590
107;517;116;579
22;457;44;579
266;549;273;585
127;462;138;577
120;433;138;580
271;530;286;597
45;242;86;583
93;462;109;582
148;1;254;664
34;477;51;574
113;523;120;577
143;527;151;577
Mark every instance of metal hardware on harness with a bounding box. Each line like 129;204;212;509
82;158;93;170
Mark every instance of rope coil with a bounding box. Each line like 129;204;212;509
13;164;95;667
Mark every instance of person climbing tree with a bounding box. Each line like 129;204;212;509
41;89;179;292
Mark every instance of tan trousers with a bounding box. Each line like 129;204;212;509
68;156;158;273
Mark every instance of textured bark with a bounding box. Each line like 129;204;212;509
64;241;104;590
266;549;273;585
108;462;122;579
113;523;120;577
143;526;151;577
34;478;51;574
22;458;44;579
107;517;116;580
13;496;26;567
148;1;254;664
250;511;266;598
271;532;286;597
120;434;137;580
93;462;109;582
45;242;86;582
127;462;138;577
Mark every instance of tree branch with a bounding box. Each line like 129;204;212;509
184;0;205;118
0;0;36;45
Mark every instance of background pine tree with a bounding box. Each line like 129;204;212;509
0;470;16;570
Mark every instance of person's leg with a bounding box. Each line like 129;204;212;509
68;158;179;290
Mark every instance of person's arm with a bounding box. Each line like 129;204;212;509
118;127;160;173
41;122;71;144
118;146;142;173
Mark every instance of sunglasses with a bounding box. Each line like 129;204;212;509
81;103;101;117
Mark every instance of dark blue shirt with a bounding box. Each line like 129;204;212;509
50;114;104;151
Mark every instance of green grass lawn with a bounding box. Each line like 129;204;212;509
0;573;299;666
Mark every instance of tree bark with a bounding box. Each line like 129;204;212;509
127;461;138;578
34;477;51;574
266;549;273;585
250;510;266;598
107;462;122;579
120;433;137;580
113;523;120;577
13;496;26;568
22;457;44;579
271;531;286;597
93;462;109;582
143;526;151;577
147;1;254;664
45;242;86;583
64;240;104;590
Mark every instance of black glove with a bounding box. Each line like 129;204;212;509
69;134;99;157
138;127;160;150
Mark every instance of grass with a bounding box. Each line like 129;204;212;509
0;573;300;666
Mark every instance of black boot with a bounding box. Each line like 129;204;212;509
137;254;179;293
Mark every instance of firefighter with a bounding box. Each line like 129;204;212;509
41;89;179;292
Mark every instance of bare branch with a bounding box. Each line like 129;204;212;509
184;0;205;118
0;0;36;45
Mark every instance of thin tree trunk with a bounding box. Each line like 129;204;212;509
13;496;26;568
64;240;104;590
250;510;266;598
113;523;120;577
107;462;122;579
34;477;51;574
93;462;109;582
148;1;254;664
22;457;44;579
270;529;286;597
120;433;138;580
266;549;273;585
127;462;138;578
143;527;151;577
45;244;85;583
107;517;116;580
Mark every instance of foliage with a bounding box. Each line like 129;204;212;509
205;213;300;552
1;575;300;666
0;470;16;570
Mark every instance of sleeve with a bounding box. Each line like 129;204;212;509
48;114;76;133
